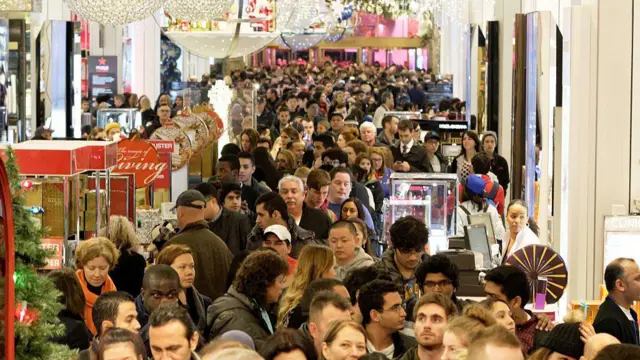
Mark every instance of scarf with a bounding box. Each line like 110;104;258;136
76;269;117;335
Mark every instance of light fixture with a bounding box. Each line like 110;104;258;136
64;0;166;26
163;0;234;22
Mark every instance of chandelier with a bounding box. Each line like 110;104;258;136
163;0;234;22
64;0;166;26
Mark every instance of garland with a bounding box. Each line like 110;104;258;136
348;0;412;19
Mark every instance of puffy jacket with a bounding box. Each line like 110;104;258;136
207;287;273;349
246;216;317;258
335;247;375;281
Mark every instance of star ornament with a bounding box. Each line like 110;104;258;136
98;57;107;65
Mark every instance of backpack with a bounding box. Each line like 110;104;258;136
484;180;500;208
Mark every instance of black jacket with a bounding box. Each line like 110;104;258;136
425;152;449;173
207;287;273;349
593;296;640;345
391;143;430;172
258;109;276;129
300;204;332;242
246;216;317;258
53;310;92;351
209;208;252;256
489;153;510;191
387;331;418;358
166;221;233;301
364;179;385;214
185;287;213;337
109;249;146;298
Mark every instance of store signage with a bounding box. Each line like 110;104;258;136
114;138;166;188
39;238;63;270
147;140;174;190
88;56;118;101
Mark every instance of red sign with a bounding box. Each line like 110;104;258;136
114;138;166;188
39;238;63;270
147;140;174;190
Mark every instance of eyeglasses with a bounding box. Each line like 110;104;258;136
383;303;406;313
396;248;424;256
424;280;453;289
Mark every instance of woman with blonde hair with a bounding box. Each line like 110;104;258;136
321;319;368;360
277;244;337;329
100;215;146;298
74;237;120;335
441;304;496;360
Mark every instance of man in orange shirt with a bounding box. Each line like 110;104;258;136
262;224;298;276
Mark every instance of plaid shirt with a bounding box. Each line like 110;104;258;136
516;314;539;354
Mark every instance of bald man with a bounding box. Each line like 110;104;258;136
581;333;620;360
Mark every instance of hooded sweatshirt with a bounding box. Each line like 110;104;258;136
335;247;375;281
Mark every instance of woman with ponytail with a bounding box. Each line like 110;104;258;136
502;199;540;263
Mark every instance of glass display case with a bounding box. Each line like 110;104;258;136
385;173;459;254
97;108;139;135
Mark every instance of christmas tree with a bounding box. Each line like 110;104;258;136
0;147;75;360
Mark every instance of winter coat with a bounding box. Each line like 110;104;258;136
109;249;146;298
246;216;317;259
207;287;273;349
185;287;212;337
373;249;423;302
53;310;92;351
209;208;252;256
335;247;375;281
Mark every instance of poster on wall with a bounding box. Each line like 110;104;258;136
88;56;118;102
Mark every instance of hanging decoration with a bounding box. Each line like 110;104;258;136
163;0;234;22
64;0;166;26
277;0;332;51
15;301;39;326
21;179;33;190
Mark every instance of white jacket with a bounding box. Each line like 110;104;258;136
502;226;540;262
455;200;506;242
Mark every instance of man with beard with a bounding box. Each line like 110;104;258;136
399;293;457;360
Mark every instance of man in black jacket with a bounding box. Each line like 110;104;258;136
279;174;331;241
359;280;417;359
593;258;640;345
194;182;252;256
391;119;429;173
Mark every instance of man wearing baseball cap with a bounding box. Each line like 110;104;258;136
263;224;297;276
423;131;447;173
166;190;233;301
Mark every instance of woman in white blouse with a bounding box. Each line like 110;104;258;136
502;199;540;263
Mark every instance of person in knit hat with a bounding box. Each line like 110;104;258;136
528;322;591;360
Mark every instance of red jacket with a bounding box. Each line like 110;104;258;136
457;174;505;216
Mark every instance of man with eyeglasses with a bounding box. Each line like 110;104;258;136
374;216;429;305
359;279;417;359
134;264;181;354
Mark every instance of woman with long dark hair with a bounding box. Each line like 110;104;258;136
254;147;280;191
48;268;92;350
451;131;480;183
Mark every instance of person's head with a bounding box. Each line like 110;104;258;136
415;254;459;299
93;291;141;337
308;290;353;352
370;147;387;173
75;237;119;287
355;153;374;179
289;140;307;164
337;129;358;149
82;98;91;112
323;149;349;168
317;120;331;134
381;91;394;107
484;265;530;311
217;154;241;181
302;118;315;137
604;258;640;302
527;322;584;360
276;149;297;171
331;113;345;133
257;137;272;150
506;199;530;236
278;175;306;214
397;119;414;145
389;216;429;271
260;328;317;360
286;96;298;112
47;267;86;318
592;344;640;360
157;245;196;289
313;133;336;159
141;264;181;316
441;305;496;360
471;152;492;176
582;334;620;360
329;221;359;265
219;181;242;212
194;182;221;220
98;328;147;360
359;122;377;146
466;325;524;360
280;126;301;145
479;298;515;333
105;122;122;141
174;189;207;228
413;293;457;351
157;104;172;123
101;215;138;252
114;94;126;107
461;131;481;154
263;224;292;260
423;132;441;155
199;337;254;360
306;169;332;208
329;167;353;204
358;280;405;332
237;151;256;184
149;304;199;360
278;106;291;125
256;192;290;229
221;143;241;156
241;129;259;153
321;320;368;360
482;131;498;154
234;249;289;306
340;197;365;222
381;115;399;135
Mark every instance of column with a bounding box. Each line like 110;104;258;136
130;15;160;103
